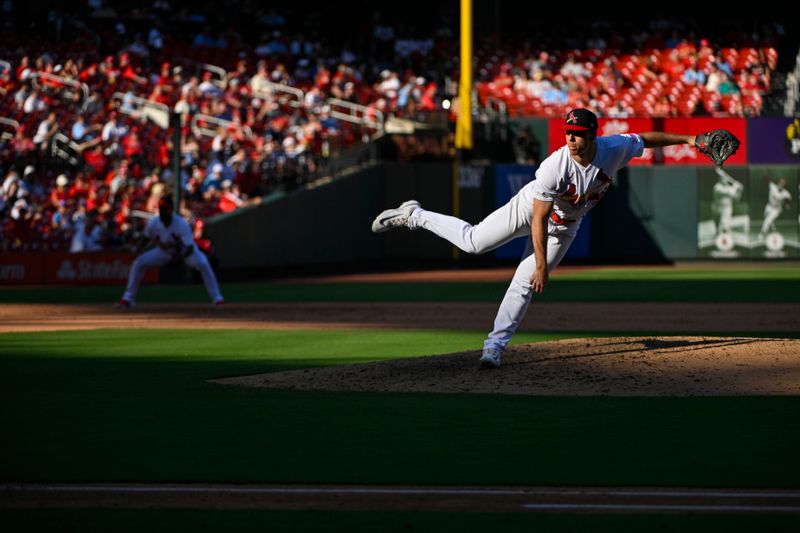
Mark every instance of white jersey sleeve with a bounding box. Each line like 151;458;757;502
531;151;567;202
603;133;645;169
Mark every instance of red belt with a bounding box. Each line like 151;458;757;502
550;211;575;224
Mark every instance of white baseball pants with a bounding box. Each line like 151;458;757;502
408;188;576;351
717;204;734;233
761;205;782;235
122;246;223;304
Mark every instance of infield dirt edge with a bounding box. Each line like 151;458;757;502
211;336;800;396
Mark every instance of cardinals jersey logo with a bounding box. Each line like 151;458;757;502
561;171;612;207
585;171;613;204
562;181;583;206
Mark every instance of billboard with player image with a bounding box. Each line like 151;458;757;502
697;167;751;258
749;166;799;259
698;166;800;259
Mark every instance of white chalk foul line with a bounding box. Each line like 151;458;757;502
537;489;800;499
6;484;525;496
522;503;800;513
4;484;800;499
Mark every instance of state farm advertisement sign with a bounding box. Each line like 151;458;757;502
0;253;157;285
44;252;158;285
46;253;129;284
0;254;42;285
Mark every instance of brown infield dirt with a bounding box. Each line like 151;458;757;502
2;298;799;397
3;268;800;512
212;336;800;396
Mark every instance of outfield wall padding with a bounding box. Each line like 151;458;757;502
206;161;797;269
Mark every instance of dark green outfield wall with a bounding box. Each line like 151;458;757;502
206;166;383;269
590;167;701;261
206;163;473;269
206;162;797;269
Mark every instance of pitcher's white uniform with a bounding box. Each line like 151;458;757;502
121;214;224;305
408;133;644;351
760;181;791;236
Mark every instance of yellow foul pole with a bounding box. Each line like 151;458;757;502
453;0;473;260
455;0;473;149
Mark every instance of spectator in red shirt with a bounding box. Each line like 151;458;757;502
419;82;438;111
496;63;517;88
50;174;70;207
314;65;331;92
148;84;171;105
122;128;144;164
661;49;685;79
11;127;35;159
98;55;120;84
84;144;108;177
87;182;111;214
16;56;32;82
217;180;243;213
68;173;91;204
193;218;213;255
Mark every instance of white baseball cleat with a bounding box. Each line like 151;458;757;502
371;200;421;233
479;348;503;368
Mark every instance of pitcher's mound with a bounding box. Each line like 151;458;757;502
211;336;800;396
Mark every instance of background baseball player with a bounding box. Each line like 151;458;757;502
712;167;744;235
372;108;736;368
759;177;792;239
115;196;224;308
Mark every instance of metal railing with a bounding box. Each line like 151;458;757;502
190;114;253;139
253;80;305;108
483;96;509;142
484;97;508;120
304;136;380;189
175;57;227;88
0;117;19;141
31;72;89;103
51;133;82;166
325;98;384;138
112;92;170;129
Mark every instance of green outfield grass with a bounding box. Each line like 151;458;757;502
2;329;799;488
2;265;799;303
3;267;799;531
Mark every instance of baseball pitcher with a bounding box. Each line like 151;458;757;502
371;108;738;368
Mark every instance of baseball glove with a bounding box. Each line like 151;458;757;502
695;129;741;167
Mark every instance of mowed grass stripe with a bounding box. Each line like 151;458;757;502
2;278;799;303
1;329;798;488
3;509;800;533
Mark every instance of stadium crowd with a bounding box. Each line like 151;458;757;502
0;4;788;252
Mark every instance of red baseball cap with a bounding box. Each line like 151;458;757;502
565;108;598;132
